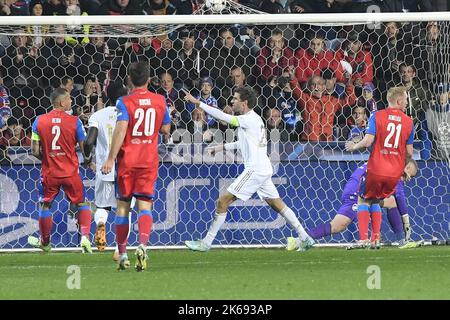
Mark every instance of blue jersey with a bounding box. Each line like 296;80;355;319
342;164;407;214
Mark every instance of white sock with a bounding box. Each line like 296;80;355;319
279;206;309;241
94;208;108;225
203;213;226;247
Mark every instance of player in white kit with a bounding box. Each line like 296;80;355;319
183;86;314;252
84;82;133;256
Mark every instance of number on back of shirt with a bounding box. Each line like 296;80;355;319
51;125;61;150
132;108;156;137
384;122;402;149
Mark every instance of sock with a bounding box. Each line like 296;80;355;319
77;205;92;238
138;210;153;246
357;204;370;241
94;208;108;226
387;208;404;241
115;215;129;254
203;213;226;247
370;204;382;242
279;206;310;241
307;222;332;240
38;209;53;246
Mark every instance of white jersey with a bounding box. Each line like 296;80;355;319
88;106;116;181
235;110;273;175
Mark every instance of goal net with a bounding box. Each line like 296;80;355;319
0;2;449;251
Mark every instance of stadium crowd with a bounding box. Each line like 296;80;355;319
1;0;449;163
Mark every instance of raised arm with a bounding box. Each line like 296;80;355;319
182;89;239;127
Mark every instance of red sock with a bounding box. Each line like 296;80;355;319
115;217;129;254
371;211;382;242
138;210;153;245
38;210;53;246
357;205;370;241
77;206;92;238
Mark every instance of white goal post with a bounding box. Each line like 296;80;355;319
0;8;449;252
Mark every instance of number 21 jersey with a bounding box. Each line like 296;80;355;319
366;108;414;179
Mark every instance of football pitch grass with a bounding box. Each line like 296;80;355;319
1;246;449;300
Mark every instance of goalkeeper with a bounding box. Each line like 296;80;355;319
307;159;423;249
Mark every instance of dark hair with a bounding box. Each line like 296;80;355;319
7;117;18;127
128;61;150;87
321;68;335;80
50;87;69;104
107;81;127;105
234;85;257;109
61;76;73;86
399;62;416;73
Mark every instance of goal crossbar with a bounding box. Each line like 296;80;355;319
2;12;450;26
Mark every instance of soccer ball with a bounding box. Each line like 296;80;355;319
206;0;226;13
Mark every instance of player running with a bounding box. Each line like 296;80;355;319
84;81;135;256
101;62;171;271
28;88;93;253
346;86;414;249
183;86;314;252
306;160;423;249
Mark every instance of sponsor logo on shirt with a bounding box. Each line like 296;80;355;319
131;138;141;144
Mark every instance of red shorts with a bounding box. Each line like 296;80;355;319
358;172;399;200
116;167;157;202
39;173;86;204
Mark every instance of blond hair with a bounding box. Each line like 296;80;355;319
387;86;407;105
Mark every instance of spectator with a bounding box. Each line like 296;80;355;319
120;34;159;80
291;74;356;142
219;66;255;109
0;0;29;16
289;0;315;13
295;30;344;85
0;117;30;147
255;29;297;86
170;0;195;14
27;0;49;48
43;0;66;15
395;62;433;159
156;38;179;77
315;0;345;12
335;30;373;87
172;29;200;89
357;82;377;112
144;0;176;15
237;24;262;57
347;106;367;142
186;77;219;127
264;107;290;142
322;68;346;99
99;0;143;15
200;28;253;89
372;22;413;94
260;0;288;13
156;71;188;129
0;72;11;131
427;82;450;159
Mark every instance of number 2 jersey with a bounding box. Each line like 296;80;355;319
116;87;170;170
366;108;414;180
32;109;86;178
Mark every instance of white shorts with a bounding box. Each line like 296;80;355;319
95;178;117;208
227;169;280;201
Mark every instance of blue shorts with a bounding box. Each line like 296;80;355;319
337;197;358;221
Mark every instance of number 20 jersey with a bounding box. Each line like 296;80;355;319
366;108;414;180
116;87;171;170
32;109;85;178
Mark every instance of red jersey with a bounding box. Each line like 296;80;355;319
115;88;170;170
32;109;85;178
366;108;414;179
